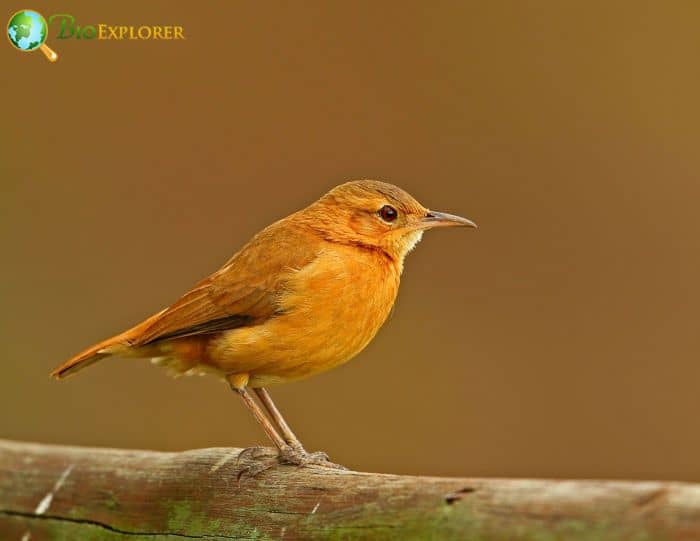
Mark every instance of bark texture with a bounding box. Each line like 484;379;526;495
0;439;699;540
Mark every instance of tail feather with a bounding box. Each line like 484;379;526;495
50;333;131;380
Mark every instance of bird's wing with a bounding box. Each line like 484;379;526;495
130;221;319;346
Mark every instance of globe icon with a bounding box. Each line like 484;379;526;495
7;9;57;61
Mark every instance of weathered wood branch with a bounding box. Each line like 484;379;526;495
0;440;699;540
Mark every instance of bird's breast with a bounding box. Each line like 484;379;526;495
209;245;401;383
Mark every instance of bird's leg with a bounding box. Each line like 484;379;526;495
230;383;287;450
253;387;305;451
254;387;346;470
228;380;287;479
228;375;346;471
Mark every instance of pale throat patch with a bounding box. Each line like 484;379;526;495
403;230;424;254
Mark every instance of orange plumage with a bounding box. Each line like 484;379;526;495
51;180;475;467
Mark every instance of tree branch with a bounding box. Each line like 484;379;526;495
0;439;698;540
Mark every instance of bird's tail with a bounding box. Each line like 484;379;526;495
50;331;133;380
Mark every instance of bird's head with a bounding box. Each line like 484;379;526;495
303;180;476;262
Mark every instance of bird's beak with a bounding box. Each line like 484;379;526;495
420;210;477;229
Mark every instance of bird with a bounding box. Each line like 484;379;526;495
51;179;476;468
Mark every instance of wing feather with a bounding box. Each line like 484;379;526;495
131;219;318;346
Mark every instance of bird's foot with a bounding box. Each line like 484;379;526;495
235;446;279;482
278;445;347;470
236;446;276;464
235;444;347;482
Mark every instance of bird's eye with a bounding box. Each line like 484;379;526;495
378;205;398;223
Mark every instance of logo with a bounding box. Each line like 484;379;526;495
7;9;185;62
7;9;58;61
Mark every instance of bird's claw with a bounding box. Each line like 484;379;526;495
236;459;278;483
278;446;347;470
236;445;277;465
235;446;279;483
235;445;347;483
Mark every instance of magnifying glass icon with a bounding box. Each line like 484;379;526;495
7;9;58;62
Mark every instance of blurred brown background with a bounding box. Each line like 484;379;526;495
2;1;699;480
